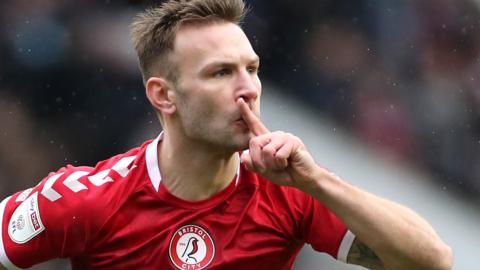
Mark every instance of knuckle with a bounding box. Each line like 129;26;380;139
262;145;276;155
291;134;301;143
252;135;264;144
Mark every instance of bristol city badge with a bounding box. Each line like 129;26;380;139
169;224;216;270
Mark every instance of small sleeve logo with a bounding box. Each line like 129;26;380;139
169;224;215;270
8;192;45;244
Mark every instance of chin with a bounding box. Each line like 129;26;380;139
236;143;249;152
234;134;252;151
214;127;252;152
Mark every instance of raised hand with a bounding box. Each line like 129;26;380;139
237;98;320;190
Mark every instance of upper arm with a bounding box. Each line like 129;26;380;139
0;188;89;269
0;167;97;268
0;154;138;268
297;193;351;260
347;238;385;270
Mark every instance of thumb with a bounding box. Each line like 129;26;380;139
241;151;256;172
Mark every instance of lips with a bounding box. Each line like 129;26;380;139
233;113;244;122
234;118;248;128
235;118;246;124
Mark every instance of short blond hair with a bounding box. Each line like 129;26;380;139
130;0;247;83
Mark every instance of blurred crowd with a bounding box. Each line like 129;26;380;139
1;0;480;217
250;0;480;200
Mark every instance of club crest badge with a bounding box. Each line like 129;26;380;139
169;224;215;270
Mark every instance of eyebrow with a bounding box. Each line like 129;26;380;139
201;56;260;72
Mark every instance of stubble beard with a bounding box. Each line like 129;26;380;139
174;87;252;155
187;121;251;154
177;106;250;155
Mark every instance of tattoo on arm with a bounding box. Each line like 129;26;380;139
347;238;385;270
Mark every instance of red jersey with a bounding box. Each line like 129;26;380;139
0;135;354;269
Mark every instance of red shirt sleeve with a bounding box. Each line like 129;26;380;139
260;178;353;262
298;192;352;261
0;152;138;269
289;189;355;262
0;165;100;269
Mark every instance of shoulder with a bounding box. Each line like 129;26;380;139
4;141;151;230
0;140;154;268
37;143;147;206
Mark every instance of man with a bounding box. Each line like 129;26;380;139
0;0;452;269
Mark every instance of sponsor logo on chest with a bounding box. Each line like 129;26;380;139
169;224;215;270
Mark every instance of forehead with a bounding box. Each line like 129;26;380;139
171;22;257;68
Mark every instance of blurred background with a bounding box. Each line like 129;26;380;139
0;0;479;269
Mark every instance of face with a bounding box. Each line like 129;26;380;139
168;22;262;152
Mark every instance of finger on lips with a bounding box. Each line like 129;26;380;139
238;98;291;172
237;98;269;136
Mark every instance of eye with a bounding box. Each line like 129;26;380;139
247;66;259;74
213;68;232;77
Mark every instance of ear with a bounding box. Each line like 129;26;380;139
145;77;176;115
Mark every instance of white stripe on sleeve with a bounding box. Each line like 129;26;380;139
337;229;356;263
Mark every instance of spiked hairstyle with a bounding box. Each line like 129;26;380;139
131;0;247;83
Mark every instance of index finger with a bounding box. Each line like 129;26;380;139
237;98;269;136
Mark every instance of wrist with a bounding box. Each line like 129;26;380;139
297;165;329;193
298;165;346;200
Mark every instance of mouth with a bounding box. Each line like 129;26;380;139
233;118;248;129
234;118;246;124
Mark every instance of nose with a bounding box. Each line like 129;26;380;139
234;70;259;103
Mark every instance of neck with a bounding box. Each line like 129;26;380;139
158;131;239;202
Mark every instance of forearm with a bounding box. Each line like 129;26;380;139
303;166;452;270
234;113;452;269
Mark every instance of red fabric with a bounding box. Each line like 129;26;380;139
1;140;347;269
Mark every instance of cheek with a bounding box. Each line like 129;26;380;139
184;95;224;124
177;81;234;125
253;79;262;110
255;76;262;90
